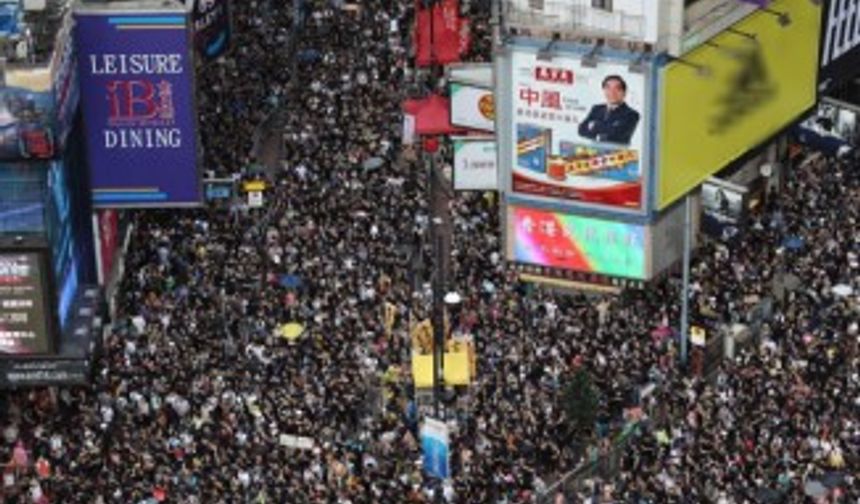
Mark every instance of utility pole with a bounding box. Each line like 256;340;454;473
679;193;692;366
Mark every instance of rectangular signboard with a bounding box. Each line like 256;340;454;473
193;0;231;62
505;48;647;210
506;205;647;280
0;251;54;355
0;358;91;387
818;0;860;95
658;0;820;209
74;7;202;207
453;137;497;191
450;83;495;132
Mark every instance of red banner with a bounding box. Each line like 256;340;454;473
415;0;470;67
96;209;119;285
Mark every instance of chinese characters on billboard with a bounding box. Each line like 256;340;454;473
509;50;646;210
74;10;202;207
0;252;53;355
508;206;647;280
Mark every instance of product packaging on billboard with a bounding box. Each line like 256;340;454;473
74;6;202;207
450;84;494;132
507;50;646;210
452;137;497;191
507;205;647;280
0;252;54;356
193;0;231;62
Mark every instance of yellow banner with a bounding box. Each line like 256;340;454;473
658;0;820;209
243;181;267;192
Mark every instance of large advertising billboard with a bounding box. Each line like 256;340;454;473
453;137;497;191
0;80;56;161
74;8;202;207
0;251;53;356
193;0;231;62
658;0;821;210
506;49;647;210
818;0;860;95
506;205;647;280
450;83;495;132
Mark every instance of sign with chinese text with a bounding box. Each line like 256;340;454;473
508;49;646;210
507;205;647;280
0;252;53;355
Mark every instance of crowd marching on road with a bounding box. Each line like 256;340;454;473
1;1;858;503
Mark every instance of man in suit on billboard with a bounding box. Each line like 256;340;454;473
578;75;640;145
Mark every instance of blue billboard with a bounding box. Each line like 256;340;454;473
74;7;202;207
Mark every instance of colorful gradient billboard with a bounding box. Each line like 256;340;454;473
508;206;646;279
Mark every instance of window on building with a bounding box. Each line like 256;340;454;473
592;0;613;11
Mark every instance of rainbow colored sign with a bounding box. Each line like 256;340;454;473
509;206;646;279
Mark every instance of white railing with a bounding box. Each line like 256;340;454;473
504;0;649;42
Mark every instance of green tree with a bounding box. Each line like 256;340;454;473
560;369;599;443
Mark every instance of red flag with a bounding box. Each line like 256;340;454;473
414;0;434;67
432;0;462;64
415;0;470;66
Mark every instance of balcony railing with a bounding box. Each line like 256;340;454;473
504;1;649;42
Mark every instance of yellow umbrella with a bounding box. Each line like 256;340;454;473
278;322;305;342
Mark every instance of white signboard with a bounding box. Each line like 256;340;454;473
450;84;495;132
453;138;497;191
509;49;646;210
248;190;264;208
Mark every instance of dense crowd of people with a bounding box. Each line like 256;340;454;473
1;1;858;503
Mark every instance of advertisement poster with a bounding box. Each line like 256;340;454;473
0;86;56;161
421;418;450;480
193;0;231;61
509;50;646;209
74;9;202;207
450;83;495;132
659;0;820;209
453;138;497;191
818;0;860;95
0;252;53;355
51;12;79;150
508;205;647;280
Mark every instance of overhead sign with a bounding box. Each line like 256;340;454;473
193;0;231;61
74;8;202;207
658;0;821;209
818;0;860;94
0;252;53;356
450;83;495;132
506;48;647;210
507;205;647;280
452;137;497;191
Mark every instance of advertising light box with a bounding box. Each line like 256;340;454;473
0;252;53;356
453;137;497;191
74;7;202;207
507;205;647;280
450;83;495;132
505;48;648;210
